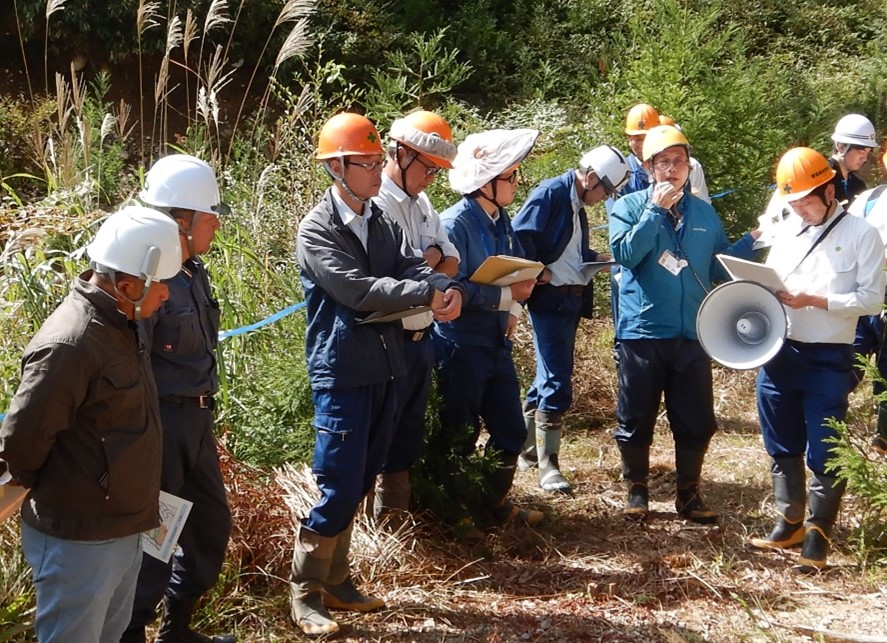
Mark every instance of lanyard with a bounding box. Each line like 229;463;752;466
789;210;847;275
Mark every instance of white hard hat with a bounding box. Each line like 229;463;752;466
139;154;228;215
831;114;877;148
579;145;630;196
448;129;539;194
88;205;182;283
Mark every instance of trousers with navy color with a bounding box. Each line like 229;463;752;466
306;380;398;536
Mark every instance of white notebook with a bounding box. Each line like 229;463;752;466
716;254;788;294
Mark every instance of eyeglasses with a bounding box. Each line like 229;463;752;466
652;158;690;171
410;154;443;177
346;158;384;172
497;170;520;184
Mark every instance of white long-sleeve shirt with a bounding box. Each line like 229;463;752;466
766;204;885;344
374;174;460;330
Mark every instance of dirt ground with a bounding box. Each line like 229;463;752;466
224;324;887;642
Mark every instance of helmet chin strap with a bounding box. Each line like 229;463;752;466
579;170;600;203
396;144;417;198
176;211;200;258
104;268;150;321
477;181;505;212
324;158;370;206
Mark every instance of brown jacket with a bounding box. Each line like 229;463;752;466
0;273;162;540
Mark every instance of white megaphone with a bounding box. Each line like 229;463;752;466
697;280;787;370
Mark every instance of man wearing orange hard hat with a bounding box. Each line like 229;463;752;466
370;110;460;525
290;112;463;636
750;147;884;573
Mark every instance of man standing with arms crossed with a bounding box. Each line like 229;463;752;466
123;154;234;643
371;110;460;525
291;112;462;636
513;146;629;493
0;205;181;643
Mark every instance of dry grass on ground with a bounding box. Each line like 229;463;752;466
218;322;887;642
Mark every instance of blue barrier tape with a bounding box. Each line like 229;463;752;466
0;303;309;423
710;188;738;199
218;301;307;340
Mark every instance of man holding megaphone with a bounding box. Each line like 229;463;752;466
750;147;885;573
609;125;760;524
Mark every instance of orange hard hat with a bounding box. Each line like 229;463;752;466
775;147;836;202
658;115;676;127
625;103;660;135
316;112;384;160
641;125;689;162
882;149;887;172
389;110;457;169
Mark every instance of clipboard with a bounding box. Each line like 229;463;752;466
356;306;432;324
716;254;788;294
469;255;544;286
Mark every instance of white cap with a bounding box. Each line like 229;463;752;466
448;129;539;194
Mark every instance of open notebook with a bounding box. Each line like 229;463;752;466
716;255;787;294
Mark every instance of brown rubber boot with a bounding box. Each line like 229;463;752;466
373;470;412;529
289;523;339;636
322;520;385;612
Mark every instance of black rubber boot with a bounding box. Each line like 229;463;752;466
155;595;236;643
795;473;845;574
749;457;806;550
674;445;718;524
488;451;544;526
322;520;384;612
617;441;650;520
517;401;538;471
289;523;339;636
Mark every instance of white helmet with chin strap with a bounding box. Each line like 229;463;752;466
87;205;182;319
139;154;227;214
831;114;878;148
579;145;630;196
139;154;226;257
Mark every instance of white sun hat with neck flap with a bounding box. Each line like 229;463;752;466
448;128;539;195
